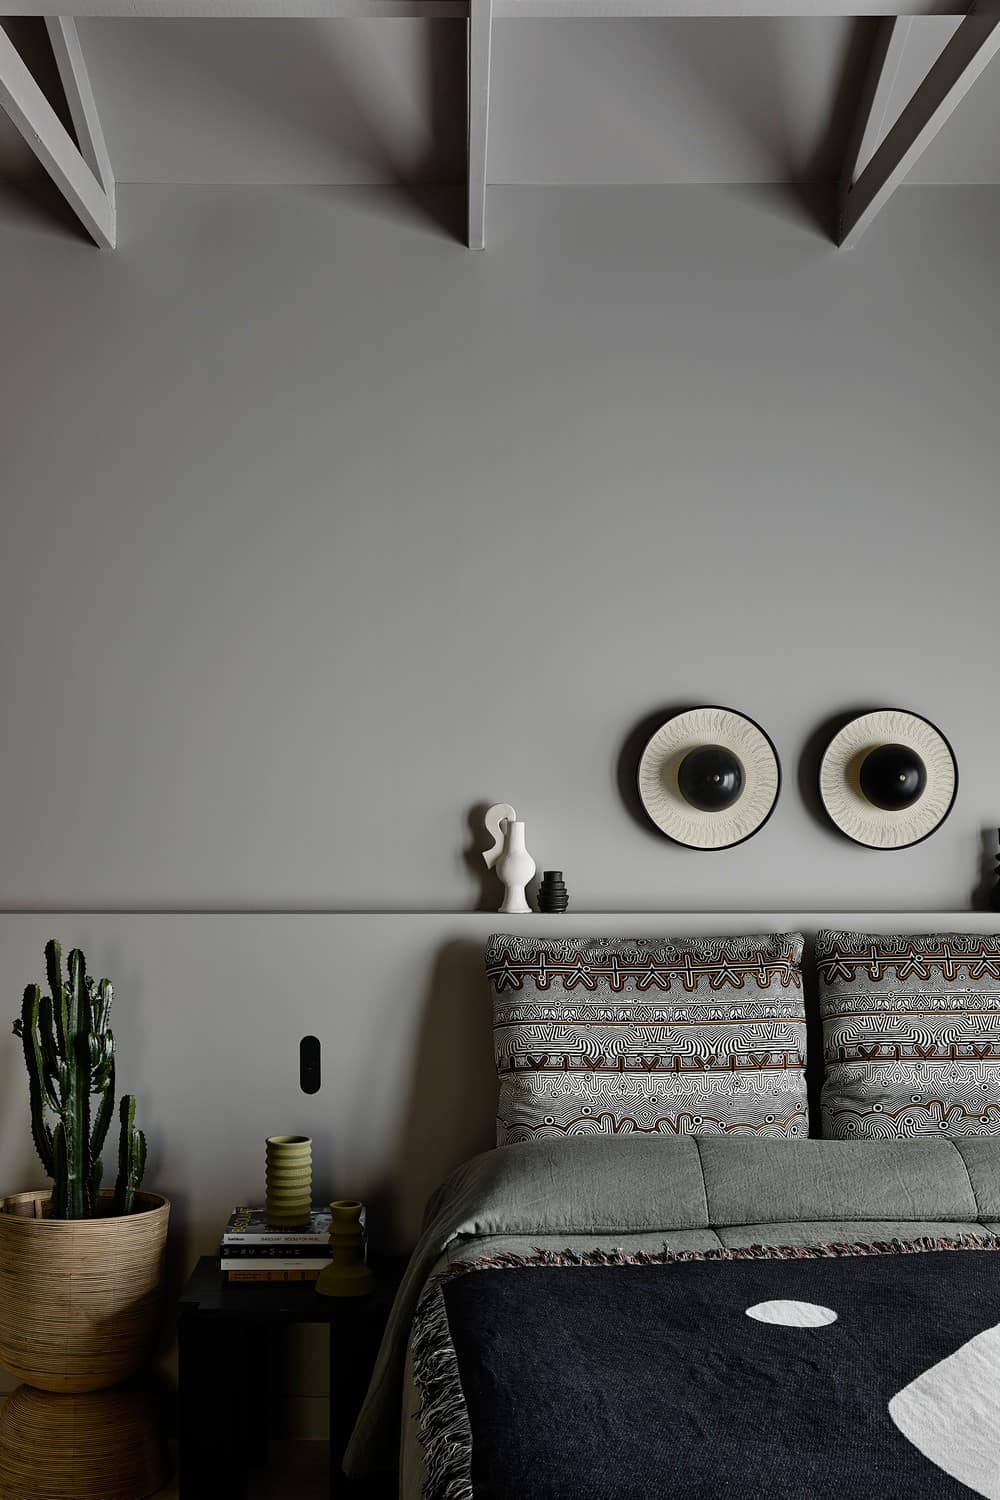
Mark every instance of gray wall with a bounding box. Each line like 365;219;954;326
2;184;999;914
1;179;999;1416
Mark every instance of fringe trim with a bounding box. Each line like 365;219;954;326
438;1231;1000;1276
412;1232;1000;1499
412;1278;474;1500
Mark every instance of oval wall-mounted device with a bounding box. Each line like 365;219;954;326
299;1035;321;1095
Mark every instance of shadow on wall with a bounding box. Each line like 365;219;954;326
797;19;880;182
795;705;874;840
463;802;503;912
2;16;881;248
0;20;75;140
307;20;467;242
379;930;832;1238
800;942;824;1126
1;18;468;245
641;16;877;238
973;829;999;912
788;16;879;237
0;20;96;244
616;701;702;842
389;939;498;1245
0;1054;36;1199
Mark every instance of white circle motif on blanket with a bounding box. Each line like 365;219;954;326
745;1300;838;1327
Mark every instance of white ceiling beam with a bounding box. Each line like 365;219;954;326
0;0;971;15
0;0;470;13
0;22;114;246
468;0;493;249
839;5;1000;248
840;16;913;189
495;0;963;12
45;17;114;196
837;16;913;239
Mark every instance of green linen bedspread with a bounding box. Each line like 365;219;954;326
344;1136;1000;1476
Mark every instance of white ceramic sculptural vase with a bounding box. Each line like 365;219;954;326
497;820;535;914
483;803;536;914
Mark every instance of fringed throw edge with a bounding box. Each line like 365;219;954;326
412;1270;475;1500
411;1232;1000;1500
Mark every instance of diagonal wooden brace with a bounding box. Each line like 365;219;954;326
0;20;115;247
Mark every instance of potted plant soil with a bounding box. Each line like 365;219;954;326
0;941;169;1393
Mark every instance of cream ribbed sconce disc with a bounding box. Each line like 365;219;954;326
819;709;957;850
637;706;781;850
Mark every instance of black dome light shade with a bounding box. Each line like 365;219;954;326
677;745;745;812
859;743;927;811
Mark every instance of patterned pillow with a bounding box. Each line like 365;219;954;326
485;933;806;1144
817;929;1000;1138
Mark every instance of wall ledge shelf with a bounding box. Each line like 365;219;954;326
0;909;996;922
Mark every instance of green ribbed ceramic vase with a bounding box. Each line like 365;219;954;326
264;1135;312;1229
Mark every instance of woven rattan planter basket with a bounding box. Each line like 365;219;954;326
0;1381;169;1500
0;1190;169;1393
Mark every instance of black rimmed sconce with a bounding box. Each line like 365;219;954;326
637;706;781;850
819;710;957;849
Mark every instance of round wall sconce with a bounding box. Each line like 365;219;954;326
637;706;781;849
819;709;957;849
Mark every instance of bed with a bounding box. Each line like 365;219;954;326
346;1135;1000;1499
347;927;1000;1497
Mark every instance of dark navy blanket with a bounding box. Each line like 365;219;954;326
415;1243;1000;1500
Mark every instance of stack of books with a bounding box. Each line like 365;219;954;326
220;1206;334;1283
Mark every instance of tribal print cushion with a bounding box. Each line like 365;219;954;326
817;930;1000;1139
485;933;806;1144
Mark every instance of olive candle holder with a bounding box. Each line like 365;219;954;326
315;1200;375;1299
264;1135;312;1230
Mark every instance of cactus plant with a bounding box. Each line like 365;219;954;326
113;1095;147;1217
12;940;147;1220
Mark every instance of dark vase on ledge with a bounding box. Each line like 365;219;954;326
537;871;569;914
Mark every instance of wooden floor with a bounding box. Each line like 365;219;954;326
0;1419;395;1500
157;1442;331;1498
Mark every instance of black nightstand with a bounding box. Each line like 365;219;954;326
177;1255;404;1499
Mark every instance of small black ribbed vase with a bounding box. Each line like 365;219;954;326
537;871;569;914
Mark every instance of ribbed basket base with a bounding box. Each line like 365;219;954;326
0;1190;169;1393
0;1382;169;1500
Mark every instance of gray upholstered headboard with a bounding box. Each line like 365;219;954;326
0;910;997;1256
